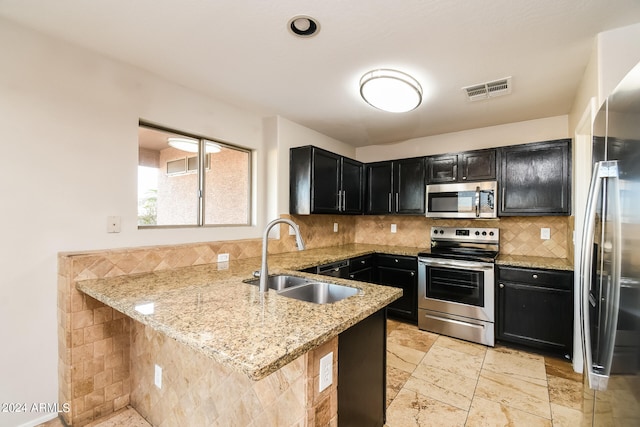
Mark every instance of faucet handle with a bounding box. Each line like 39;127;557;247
253;270;261;278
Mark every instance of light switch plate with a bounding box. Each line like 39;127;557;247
390;224;397;233
217;253;230;262
333;222;338;233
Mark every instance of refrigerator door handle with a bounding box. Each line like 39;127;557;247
579;160;621;391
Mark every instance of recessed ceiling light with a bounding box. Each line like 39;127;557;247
288;15;320;37
167;138;221;153
360;69;423;113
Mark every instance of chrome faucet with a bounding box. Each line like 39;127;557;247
258;218;306;293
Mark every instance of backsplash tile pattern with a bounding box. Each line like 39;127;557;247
352;215;572;259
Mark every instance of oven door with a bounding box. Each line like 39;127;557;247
418;257;495;323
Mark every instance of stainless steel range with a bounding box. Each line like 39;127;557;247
418;226;499;346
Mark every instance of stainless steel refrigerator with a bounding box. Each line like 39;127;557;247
580;61;640;425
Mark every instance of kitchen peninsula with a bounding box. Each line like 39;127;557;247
65;244;409;426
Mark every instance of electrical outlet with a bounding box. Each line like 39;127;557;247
390;224;397;233
333;222;339;233
319;352;333;392
217;253;230;262
154;364;162;389
541;228;551;240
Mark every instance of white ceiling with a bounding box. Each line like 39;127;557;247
2;0;640;147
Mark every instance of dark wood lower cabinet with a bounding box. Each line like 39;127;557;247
338;309;386;426
374;254;418;322
496;266;573;359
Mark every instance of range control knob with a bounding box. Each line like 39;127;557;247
439;230;444;234
482;231;487;236
475;231;480;236
489;231;495;236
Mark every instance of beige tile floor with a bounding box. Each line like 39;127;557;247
385;319;584;427
41;319;584;427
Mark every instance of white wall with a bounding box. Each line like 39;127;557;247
0;19;267;427
355;116;569;163
597;22;640;105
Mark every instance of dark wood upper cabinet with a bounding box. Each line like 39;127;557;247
365;157;425;215
290;146;364;215
428;149;496;183
498;139;571;216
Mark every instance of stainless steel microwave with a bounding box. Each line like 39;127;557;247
426;181;497;218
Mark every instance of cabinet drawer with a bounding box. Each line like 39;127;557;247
375;254;417;270
498;266;573;290
349;255;374;272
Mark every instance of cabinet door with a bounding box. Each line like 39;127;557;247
428;154;458;183
460;150;496;181
499;139;571;215
497;267;573;358
311;149;341;213
375;255;417;322
395;157;426;214
365;162;393;214
341;157;364;214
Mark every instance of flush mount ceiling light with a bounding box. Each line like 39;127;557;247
360;69;423;113
167;137;221;153
288;15;320;37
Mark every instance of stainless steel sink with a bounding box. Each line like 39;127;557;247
244;275;359;304
278;282;359;304
244;274;310;291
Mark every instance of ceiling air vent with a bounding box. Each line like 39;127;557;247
463;77;512;101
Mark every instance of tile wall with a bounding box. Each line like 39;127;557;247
130;321;338;426
290;214;573;260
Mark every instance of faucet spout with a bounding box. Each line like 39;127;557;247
259;218;306;293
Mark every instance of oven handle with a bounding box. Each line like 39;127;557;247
419;257;493;271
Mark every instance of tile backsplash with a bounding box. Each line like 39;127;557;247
291;214;572;260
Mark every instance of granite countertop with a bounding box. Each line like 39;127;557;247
76;243;416;381
496;254;574;271
76;242;573;381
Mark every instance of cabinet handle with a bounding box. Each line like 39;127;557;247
394;258;399;263
395;193;399;212
499;283;504;288
349;274;354;278
341;190;346;211
388;193;392;212
532;274;538;279
360;260;365;264
410;271;415;276
462;176;467;180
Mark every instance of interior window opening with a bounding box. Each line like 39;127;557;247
137;123;251;228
